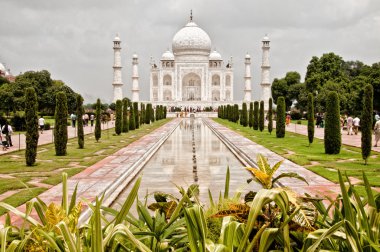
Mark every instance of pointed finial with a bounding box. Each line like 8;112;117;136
190;10;193;21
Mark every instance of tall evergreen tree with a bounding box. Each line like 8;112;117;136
253;101;259;130
76;94;84;148
54;92;68;156
249;102;253;128
361;84;373;164
307;93;315;146
276;97;286;138
324;91;341;154
95;98;101;142
156;105;160;120
268;98;273;134
129;103;136;130
25;87;39;166
164;106;167;118
259;101;265;131
115;99;122;135
151;106;155;123
241;103;248;126
145;104;151;124
133;102;139;128
140;103;145;125
122;98;129;133
234;104;239;123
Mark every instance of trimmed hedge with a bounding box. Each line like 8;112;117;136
276;97;285;138
324;91;341;154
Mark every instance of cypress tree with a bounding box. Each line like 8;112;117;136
324;91;341;154
259;101;264;131
129;103;136;130
54;92;68;156
227;105;230;121
140;103;145;125
145;104;151;124
76;94;84;148
241;103;248;126
164;106;167;118
253;101;259;130
115;99;122;135
95;98;101;142
234;104;239;123
133;102;139;128
122;98;129;133
249;102;253;128
276;96;286;138
25;87;39;166
361;84;373;164
156;105;160;120
151;106;155;123
268;98;273;134
307;93;315;146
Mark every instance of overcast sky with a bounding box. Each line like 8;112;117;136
1;0;379;103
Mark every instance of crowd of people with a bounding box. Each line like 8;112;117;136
70;113;95;128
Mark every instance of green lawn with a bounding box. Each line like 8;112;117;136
214;118;380;188
0;119;171;215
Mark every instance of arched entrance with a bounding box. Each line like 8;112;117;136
182;73;201;101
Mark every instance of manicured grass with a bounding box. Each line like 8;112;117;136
0;119;171;210
0;188;47;216
214;118;380;188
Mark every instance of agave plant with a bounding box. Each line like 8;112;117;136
246;154;308;189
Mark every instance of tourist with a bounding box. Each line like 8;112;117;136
374;119;380;147
286;114;291;126
346;115;353;135
1;121;13;147
70;113;77;127
316;113;322;128
90;114;95;127
340;116;345;133
84;113;89;126
39;116;45;134
353;116;360;135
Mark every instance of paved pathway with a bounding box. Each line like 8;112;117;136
284;122;380;153
0;122;115;155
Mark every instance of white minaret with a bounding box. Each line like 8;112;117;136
131;54;140;102
260;34;271;111
243;53;252;103
112;34;123;102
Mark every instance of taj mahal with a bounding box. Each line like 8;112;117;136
112;12;272;111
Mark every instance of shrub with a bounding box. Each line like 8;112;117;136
276;96;286;138
259;101;264;131
253;101;259;130
54;92;68;156
140;103;145;125
361;84;373;164
115;100;122;135
145;104;151;124
122;98;129;133
249;102;253;128
44;123;51;130
268;98;273;134
151;106;155;123
324;91;341;154
133;102;139;128
10;112;26;131
290;110;302;120
129;103;136;130
241;103;248;126
307;93;314;146
95;98;101;142
233;104;239;123
76;94;84;148
164;106;167;118
24;88;39;166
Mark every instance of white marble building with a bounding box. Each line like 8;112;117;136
149;15;234;109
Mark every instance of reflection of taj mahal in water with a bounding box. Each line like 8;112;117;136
112;12;272;110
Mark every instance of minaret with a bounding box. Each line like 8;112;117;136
243;53;252;103
131;53;140;102
260;34;271;111
112;34;123;102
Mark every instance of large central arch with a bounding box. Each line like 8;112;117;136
182;73;201;101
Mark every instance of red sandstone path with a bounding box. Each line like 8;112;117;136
0;122;115;155
281;122;380;153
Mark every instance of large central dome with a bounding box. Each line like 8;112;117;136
172;21;212;56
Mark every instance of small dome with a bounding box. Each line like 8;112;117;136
132;53;138;59
172;21;211;55
262;34;270;42
114;33;121;42
161;50;175;60
209;50;222;61
245;53;251;59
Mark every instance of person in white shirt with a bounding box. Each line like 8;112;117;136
374;120;380;147
346;115;353;135
353;116;360;135
1;121;13;147
39;116;45;134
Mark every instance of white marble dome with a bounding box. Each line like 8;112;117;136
209;50;222;61
161;50;175;60
114;33;121;42
172;21;211;55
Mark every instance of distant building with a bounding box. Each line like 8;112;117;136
0;62;15;82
